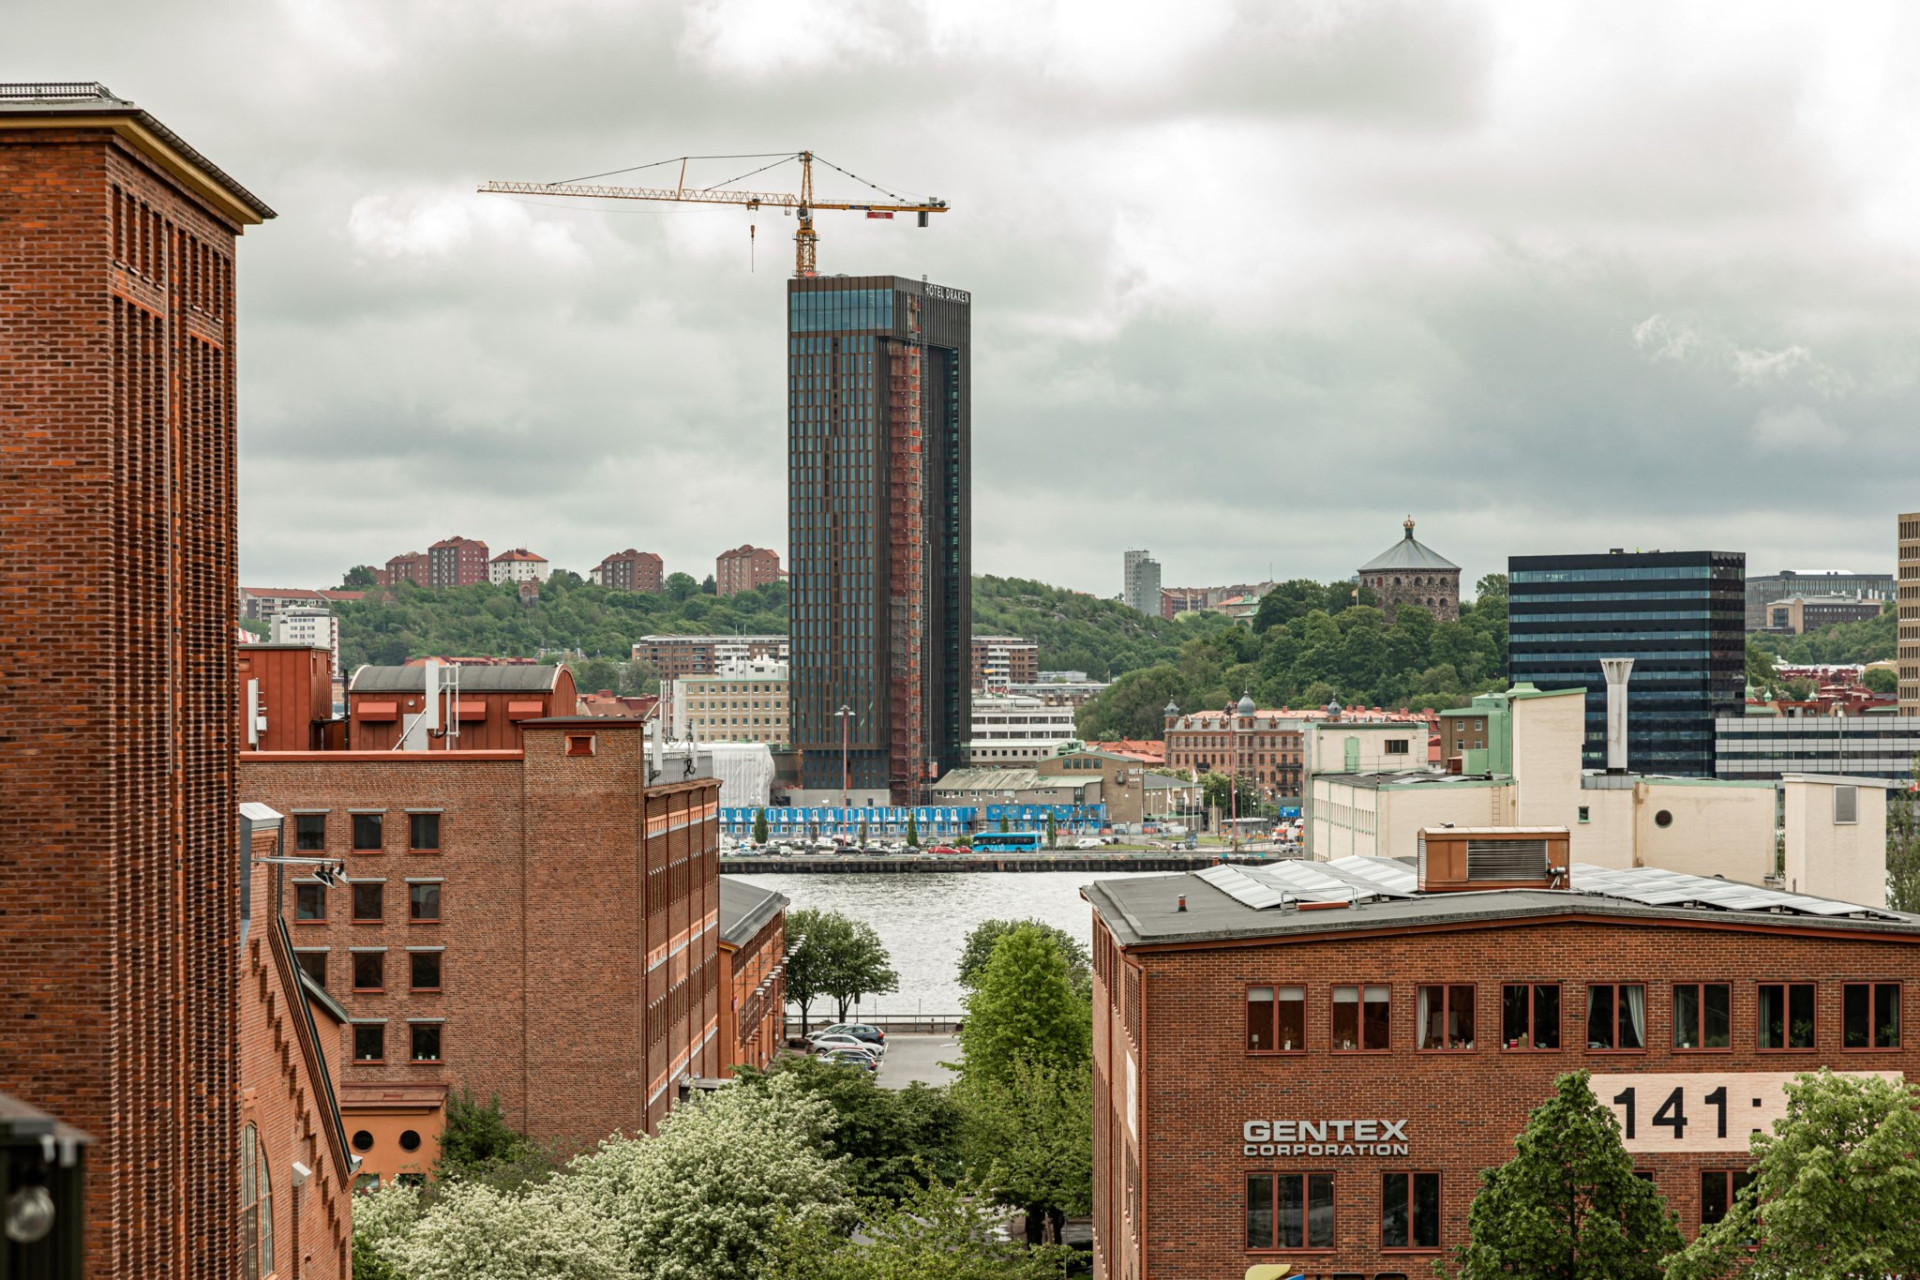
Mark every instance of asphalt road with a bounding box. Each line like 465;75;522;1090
874;1033;959;1090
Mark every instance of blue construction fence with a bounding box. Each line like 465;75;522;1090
720;803;1107;839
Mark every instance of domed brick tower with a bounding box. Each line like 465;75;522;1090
1357;516;1461;623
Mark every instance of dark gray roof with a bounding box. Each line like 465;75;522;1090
1085;856;1920;949
0;82;275;220
1358;520;1459;573
350;665;564;694
719;879;788;946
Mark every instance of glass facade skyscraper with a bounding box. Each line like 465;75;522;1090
788;275;970;802
1508;551;1745;776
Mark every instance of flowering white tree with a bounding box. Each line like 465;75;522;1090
374;1180;624;1280
563;1075;852;1280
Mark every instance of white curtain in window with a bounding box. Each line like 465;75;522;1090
1623;985;1646;1048
1416;988;1433;1049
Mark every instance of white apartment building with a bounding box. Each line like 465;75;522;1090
488;548;551;584
270;608;340;668
669;657;789;744
967;693;1078;763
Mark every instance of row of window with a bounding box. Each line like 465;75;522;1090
294;880;441;923
1244;1169;1753;1255
1245;981;1902;1055
351;1021;441;1064
296;811;440;853
297;947;441;994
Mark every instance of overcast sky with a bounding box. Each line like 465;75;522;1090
16;2;1920;595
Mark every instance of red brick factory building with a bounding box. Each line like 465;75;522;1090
1085;835;1920;1280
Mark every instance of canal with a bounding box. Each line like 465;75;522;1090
728;870;1166;1018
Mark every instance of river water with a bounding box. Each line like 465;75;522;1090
728;871;1165;1017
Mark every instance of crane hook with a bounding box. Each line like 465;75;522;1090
750;223;755;273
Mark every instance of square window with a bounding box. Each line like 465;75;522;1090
1587;984;1645;1051
1674;983;1732;1049
1758;982;1815;1050
410;883;442;922
352;813;384;852
351;951;384;991
1417;985;1475;1051
294;951;327;987
1501;985;1560;1049
295;813;327;850
566;734;596;757
353;1024;385;1062
1245;1172;1334;1250
409;812;441;851
1843;983;1899;1049
1700;1169;1755;1226
410;951;442;991
1332;985;1390;1051
1382;1172;1441;1250
1246;986;1306;1053
351;882;384;922
410;1023;442;1062
294;883;327;921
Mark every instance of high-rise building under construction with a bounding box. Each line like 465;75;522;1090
788;275;970;803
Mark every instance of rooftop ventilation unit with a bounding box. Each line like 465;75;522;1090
1417;827;1570;892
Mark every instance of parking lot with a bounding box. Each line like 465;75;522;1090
871;1033;959;1090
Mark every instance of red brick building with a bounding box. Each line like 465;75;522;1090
428;535;490;587
1164;705;1308;803
635;633;789;681
597;548;665;592
346;662;577;752
715;543;782;596
381;550;430;587
240;644;338;752
1085;846;1920;1280
0;82;273;1277
241;719;724;1177
971;634;1040;690
717;881;790;1074
239;807;356;1280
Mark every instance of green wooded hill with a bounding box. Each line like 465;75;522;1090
1750;607;1896;665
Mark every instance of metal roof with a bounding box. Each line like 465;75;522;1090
719;879;788;947
350;665;564;694
1086;855;1920;949
1358;520;1460;573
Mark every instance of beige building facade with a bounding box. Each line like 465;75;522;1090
1311;683;1887;904
670;658;789;744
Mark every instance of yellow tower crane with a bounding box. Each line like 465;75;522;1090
478;150;948;278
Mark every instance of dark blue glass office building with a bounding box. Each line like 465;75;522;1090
788;275;970;802
1507;550;1745;776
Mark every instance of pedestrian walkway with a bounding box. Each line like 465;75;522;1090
874;1033;958;1089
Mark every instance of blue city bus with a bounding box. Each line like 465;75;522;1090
972;831;1045;853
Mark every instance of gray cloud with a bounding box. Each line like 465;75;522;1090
11;0;1920;593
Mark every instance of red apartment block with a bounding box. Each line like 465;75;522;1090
242;714;727;1175
0;82;273;1278
1085;840;1920;1279
239;808;355;1279
428;535;490;587
717;882;790;1074
598;548;665;592
715;543;782;596
380;551;430;587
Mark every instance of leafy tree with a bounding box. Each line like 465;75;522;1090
770;1177;1073;1280
1201;770;1262;819
958;924;1090;1086
905;812;919;848
665;572;700;601
1045;811;1057;850
1753;607;1896;665
378;1179;625;1280
957;1056;1092;1244
434;1090;550;1190
997;815;1009;834
1475;572;1508;600
786;909;900;1027
350;1183;420;1280
738;1055;964;1202
341;564;378;589
1445;1070;1680;1279
1863;665;1898;695
569;656;624;695
1745;635;1779;694
564;1073;851;1280
1665;1070;1920;1280
753;808;770;845
701;574;717;595
956;919;1089;992
1888;755;1920;912
1251;579;1326;633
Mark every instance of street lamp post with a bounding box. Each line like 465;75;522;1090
835;705;853;827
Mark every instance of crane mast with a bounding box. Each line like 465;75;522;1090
479;151;947;277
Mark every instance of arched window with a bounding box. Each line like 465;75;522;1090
240;1122;275;1280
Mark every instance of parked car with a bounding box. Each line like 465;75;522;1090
820;1048;878;1072
809;1023;886;1047
811;1033;884;1058
926;844;963;856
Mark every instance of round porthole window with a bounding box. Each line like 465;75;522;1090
352;1130;375;1152
399;1130;422;1152
1655;810;1673;828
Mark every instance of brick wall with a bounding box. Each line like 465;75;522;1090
1094;912;1920;1279
239;728;720;1164
0;123;247;1278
